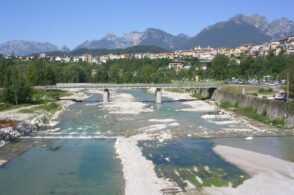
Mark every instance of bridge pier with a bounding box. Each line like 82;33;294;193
103;89;110;103
155;88;162;104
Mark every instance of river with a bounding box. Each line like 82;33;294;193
0;89;293;194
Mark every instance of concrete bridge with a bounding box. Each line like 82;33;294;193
44;83;219;104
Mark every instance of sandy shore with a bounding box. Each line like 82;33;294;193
204;145;294;195
115;134;180;195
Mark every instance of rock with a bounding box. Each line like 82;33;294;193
17;121;35;134
0;140;5;147
30;113;51;128
0;127;21;141
48;143;62;151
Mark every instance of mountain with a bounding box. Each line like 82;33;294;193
186;14;294;48
75;28;190;50
76;15;294;50
61;45;71;52
266;17;294;39
0;40;60;56
229;14;294;40
1;14;294;55
186;19;272;48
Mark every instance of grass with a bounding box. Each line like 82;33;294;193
0;89;69;112
0;103;14;111
32;89;70;104
178;166;248;189
0;103;33;112
19;102;60;114
220;101;285;126
221;85;277;96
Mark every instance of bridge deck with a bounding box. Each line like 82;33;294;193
44;83;219;89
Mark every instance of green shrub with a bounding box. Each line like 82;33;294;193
258;88;273;94
272;118;285;126
220;101;233;109
0;103;13;111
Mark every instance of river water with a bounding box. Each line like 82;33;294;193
0;89;293;194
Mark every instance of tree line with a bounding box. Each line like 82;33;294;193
0;53;293;105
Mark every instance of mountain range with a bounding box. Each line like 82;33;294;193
1;14;294;56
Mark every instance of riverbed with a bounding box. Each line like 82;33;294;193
0;89;294;194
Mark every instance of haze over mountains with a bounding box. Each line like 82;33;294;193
1;14;294;56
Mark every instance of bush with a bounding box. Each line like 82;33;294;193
258;88;273;93
220;101;235;109
19;102;60;113
0;103;13;111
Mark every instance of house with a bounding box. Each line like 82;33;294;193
73;57;79;62
81;54;92;63
168;62;184;72
91;57;102;64
63;56;71;62
39;53;46;58
55;56;62;61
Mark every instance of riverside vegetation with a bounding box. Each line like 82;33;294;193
0;53;293;109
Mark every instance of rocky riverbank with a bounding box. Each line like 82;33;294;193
0;90;89;147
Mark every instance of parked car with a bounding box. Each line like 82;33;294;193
274;92;287;101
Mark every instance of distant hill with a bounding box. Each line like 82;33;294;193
43;45;167;57
0;40;60;56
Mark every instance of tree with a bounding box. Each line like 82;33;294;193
108;63;120;83
3;66;32;105
286;55;294;98
211;54;230;80
137;64;156;83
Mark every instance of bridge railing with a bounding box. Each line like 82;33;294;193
43;83;220;89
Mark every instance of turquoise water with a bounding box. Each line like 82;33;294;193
0;139;124;195
0;89;294;194
139;138;249;189
52;89;223;137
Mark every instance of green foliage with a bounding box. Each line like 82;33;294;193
220;101;285;126
211;54;230;80
220;101;235;109
0;103;13;111
258;88;273;93
0;53;293;107
287;55;294;98
32;89;69;104
2;65;33;105
19;102;60;113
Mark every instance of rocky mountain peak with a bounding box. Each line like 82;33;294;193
104;33;118;41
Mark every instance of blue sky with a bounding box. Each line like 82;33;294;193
1;0;294;48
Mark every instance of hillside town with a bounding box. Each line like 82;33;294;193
3;34;292;67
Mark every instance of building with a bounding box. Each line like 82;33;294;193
91;57;102;64
63;56;71;63
280;34;294;54
55;56;62;61
39;53;46;58
81;54;92;63
168;62;184;72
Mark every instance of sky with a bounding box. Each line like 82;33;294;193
1;0;294;49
